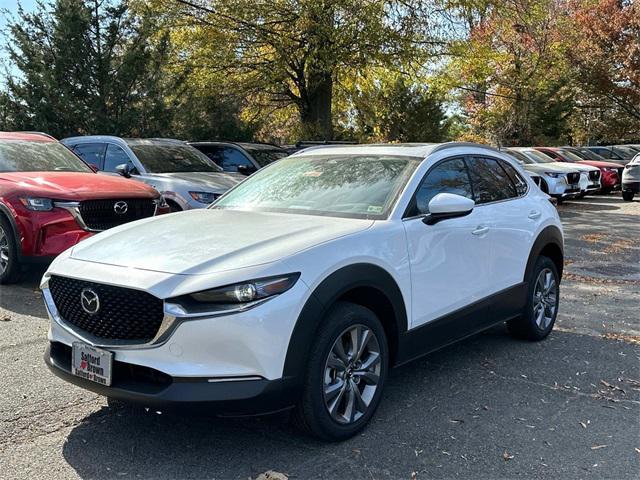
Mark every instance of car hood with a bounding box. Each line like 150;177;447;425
523;163;577;174
69;209;374;275
578;160;623;169
143;172;243;192
0;172;157;200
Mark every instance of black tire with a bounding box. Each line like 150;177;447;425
0;216;21;285
622;190;635;201
577;192;587;199
507;256;559;341
600;187;612;195
166;200;182;213
292;301;389;441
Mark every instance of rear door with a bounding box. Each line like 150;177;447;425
466;156;537;293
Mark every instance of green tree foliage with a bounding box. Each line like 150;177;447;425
347;75;448;142
144;0;434;140
4;0;175;138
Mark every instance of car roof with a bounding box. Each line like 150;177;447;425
189;141;284;150
62;136;186;146
0;131;57;142
291;142;502;159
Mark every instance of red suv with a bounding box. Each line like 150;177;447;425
534;147;623;193
0;132;167;283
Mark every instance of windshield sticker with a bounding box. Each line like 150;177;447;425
367;205;383;213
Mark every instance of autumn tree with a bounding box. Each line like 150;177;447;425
142;0;434;140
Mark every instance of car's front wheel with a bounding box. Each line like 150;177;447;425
293;302;388;441
507;256;559;341
622;190;635;201
0;217;20;285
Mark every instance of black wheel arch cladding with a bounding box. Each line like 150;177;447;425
524;225;564;282
283;263;408;382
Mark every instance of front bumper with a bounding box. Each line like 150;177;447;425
44;342;297;413
622;181;640;193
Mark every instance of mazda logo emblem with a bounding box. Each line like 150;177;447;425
80;288;100;315
114;201;128;215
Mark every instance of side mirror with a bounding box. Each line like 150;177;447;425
236;164;256;176
116;163;132;178
423;193;475;225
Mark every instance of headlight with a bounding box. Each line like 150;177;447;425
189;191;218;204
544;172;561;178
190;274;300;304
20;197;54;211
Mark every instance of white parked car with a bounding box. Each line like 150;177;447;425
506;147;599;201
42;143;564;440
622;154;640;201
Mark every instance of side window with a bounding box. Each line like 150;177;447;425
72;143;105;169
200;146;225;167
414;158;473;214
221;148;252;172
467;157;517;204
104;144;133;172
500;160;528;196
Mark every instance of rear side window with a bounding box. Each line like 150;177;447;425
72;143;105;169
500;160;528;196
467;157;517;204
413;158;473;214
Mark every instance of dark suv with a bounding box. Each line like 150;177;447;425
189;142;288;175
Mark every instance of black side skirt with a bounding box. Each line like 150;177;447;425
395;282;528;366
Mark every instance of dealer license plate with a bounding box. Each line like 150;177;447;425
72;342;113;386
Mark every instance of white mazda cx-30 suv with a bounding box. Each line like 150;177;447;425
43;143;564;440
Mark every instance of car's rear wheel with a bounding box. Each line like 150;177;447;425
0;217;21;285
601;187;612;194
292;302;388;441
507;256;559;341
622;190;635;201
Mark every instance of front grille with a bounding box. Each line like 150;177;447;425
79;198;156;231
589;170;600;181
567;172;580;184
49;276;164;342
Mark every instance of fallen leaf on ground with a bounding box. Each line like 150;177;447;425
579;421;587;429
503;451;514;461
255;471;288;480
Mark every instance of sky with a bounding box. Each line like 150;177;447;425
1;0;38;80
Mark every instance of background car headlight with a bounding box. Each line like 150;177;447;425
190;274;300;304
544;172;561;178
189;191;218;204
20;197;54;211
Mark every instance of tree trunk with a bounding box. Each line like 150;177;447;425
299;72;333;140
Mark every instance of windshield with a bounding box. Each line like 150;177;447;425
0;141;93;173
213;154;419;219
127;140;223;173
558;149;585;162
614;146;639;159
244;147;289;167
575;148;605;161
522;150;555;164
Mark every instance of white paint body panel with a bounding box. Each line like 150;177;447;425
44;143;563;383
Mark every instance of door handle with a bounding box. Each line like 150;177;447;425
472;226;489;236
528;210;541;220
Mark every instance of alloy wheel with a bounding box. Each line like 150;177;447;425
533;268;557;330
0;226;10;275
323;324;381;425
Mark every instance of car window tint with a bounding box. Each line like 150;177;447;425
104;144;133;172
197;146;225;166
221;148;253;171
467;157;517;204
72;143;105;169
414;158;473;214
499;160;528;196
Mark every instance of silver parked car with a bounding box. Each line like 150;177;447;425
622;153;640;201
62;137;243;211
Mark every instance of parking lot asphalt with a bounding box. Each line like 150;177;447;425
0;194;638;480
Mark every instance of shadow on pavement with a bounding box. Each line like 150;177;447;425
61;328;640;480
0;265;47;317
